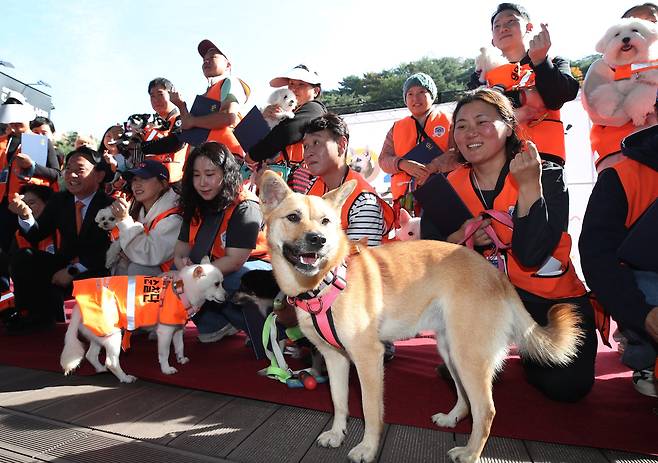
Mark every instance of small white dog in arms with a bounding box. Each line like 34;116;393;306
95;206;122;269
60;257;226;383
263;88;297;128
475;46;508;84
589;18;658;126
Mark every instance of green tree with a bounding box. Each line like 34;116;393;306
55;131;78;156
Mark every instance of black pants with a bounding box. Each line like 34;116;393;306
9;248;68;323
521;294;598;402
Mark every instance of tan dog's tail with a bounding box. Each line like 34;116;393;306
60;305;85;375
514;303;584;366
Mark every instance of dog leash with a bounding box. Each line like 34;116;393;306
460;209;513;273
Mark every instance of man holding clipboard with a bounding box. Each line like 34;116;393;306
377;73;459;217
170;39;250;158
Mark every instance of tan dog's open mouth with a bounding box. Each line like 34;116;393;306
283;243;325;274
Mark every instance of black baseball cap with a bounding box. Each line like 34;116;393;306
125;159;169;181
491;3;530;25
198;39;227;59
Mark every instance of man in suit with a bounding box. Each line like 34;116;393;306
7;147;113;333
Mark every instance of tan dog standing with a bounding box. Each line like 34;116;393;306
258;170;583;463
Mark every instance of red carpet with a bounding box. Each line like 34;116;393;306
0;323;656;455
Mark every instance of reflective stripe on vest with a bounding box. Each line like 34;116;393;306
205;78;250;157
390;112;450;200
485;62;566;163
448;165;586;299
306;169;396;236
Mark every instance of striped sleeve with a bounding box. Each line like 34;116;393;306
346;192;386;247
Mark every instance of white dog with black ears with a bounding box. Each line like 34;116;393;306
60;257;226;383
588;18;658;126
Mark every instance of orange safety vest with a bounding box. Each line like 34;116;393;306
0;135;56;201
204;78;251;158
390;111;450;200
306;169;396;236
189;189;269;261
143;206;182;272
73;276;188;337
590;122;636;166
448;165;586;299
485;62;566;164
142;113;188;183
611;157;658;228
14;229;60;254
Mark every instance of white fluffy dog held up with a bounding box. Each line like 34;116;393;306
263;88;297;128
95;206;122;269
475;46;508;85
589;18;658;126
60;257;226;383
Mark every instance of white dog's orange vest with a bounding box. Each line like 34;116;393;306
73;276;188;337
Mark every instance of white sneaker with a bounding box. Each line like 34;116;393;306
197;324;238;343
632;369;657;398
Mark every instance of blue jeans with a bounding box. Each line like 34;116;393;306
193;259;272;334
620;270;658;371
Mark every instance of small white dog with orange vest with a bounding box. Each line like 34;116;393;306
60;257;225;382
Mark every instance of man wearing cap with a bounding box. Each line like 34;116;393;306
0;99;60;257
247;64;326;166
170;40;249;157
378;72;457;217
580;126;658;398
469;2;579;166
109;159;182;276
6;147;113;333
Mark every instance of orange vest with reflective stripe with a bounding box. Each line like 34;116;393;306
14;229;59;254
204;78;250;158
589;122;635;166
143;206;182;272
306;169;396;236
189;189;269;261
391;112;450;200
448;165;586;299
0;135;55;201
485;62;566;164
142;113;188;183
611;157;658;229
73;276;188;337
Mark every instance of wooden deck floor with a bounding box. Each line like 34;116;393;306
0;365;656;463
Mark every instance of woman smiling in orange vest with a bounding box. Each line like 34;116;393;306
424;88;597;402
378;73;458;217
170;40;249;158
174;142;269;343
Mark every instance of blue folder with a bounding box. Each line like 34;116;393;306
234;106;271;153
20;133;48;167
176;95;217;146
413;173;473;237
403;140;443;165
617;199;658;272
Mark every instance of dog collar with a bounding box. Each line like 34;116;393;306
288;262;347;350
166;277;196;318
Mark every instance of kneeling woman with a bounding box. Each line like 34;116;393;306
110;160;182;276
174;142;270;343
423;88;597;402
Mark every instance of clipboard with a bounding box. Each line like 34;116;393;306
234;105;271;153
176;95;218;146
413;174;473;237
20;133;48;166
617;199;658;272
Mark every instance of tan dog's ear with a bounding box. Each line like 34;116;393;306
259;170;292;216
193;265;206;279
323;179;357;211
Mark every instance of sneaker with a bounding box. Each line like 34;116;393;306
197;324;238;344
632;369;657;398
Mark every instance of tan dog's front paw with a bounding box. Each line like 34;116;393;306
447;446;479;463
121;375;137;383
317;429;345;448
348;442;377;463
432;412;458;428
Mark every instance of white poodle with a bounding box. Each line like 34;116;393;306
263;88;297;128
589;18;658;126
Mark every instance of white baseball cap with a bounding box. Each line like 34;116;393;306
270;64;322;88
0;102;34;124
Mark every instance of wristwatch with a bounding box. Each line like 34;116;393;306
67;265;80;276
